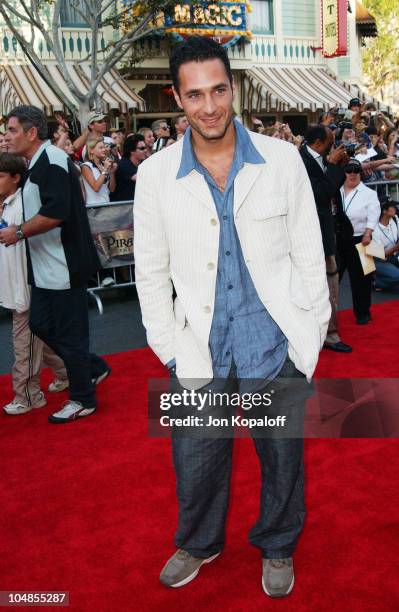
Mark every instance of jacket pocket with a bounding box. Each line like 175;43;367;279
174;297;187;330
249;196;288;220
289;267;312;310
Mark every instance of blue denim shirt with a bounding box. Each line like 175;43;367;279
175;119;288;389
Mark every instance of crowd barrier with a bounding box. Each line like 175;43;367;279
366;179;399;199
86;200;134;314
85;180;399;315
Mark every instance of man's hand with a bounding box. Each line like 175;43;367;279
328;144;349;166
0;224;18;246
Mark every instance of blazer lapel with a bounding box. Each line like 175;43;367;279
234;162;264;217
178;170;217;214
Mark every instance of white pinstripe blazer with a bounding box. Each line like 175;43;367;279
134;130;331;389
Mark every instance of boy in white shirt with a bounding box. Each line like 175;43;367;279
0;153;68;415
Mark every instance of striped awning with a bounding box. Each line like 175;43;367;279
242;66;354;113
0;63;146;118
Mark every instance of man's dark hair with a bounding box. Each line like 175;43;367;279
7;105;48;140
123;134;145;158
380;199;398;216
170;36;233;93
0;153;26;180
365;126;378;136
305;124;329;145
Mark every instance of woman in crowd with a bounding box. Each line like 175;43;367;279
0;132;8;152
81;138;117;205
372;199;399;291
336;159;381;324
138;127;155;158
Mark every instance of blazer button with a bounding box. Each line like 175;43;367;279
204;305;211;313
207;262;215;270
210;218;217;226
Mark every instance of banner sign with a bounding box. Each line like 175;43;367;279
87;205;134;269
321;0;347;58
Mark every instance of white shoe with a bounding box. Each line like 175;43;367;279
3;391;47;415
48;378;69;393
101;276;115;288
48;400;96;424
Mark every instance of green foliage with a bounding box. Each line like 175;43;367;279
362;0;399;100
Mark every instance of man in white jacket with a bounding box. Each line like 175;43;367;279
134;38;330;597
0;153;67;415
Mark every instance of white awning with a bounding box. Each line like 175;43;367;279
0;63;146;117
242;66;355;113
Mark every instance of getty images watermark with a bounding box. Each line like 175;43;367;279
148;377;399;438
158;389;287;429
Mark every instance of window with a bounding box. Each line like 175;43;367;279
251;1;274;35
60;0;90;27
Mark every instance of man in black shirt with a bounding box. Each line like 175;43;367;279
0;105;110;423
111;134;147;202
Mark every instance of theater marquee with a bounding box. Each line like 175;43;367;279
321;0;347;57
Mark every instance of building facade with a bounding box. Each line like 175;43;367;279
0;0;379;132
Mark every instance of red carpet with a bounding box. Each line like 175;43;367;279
1;302;399;611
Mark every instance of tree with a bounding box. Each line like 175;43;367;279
0;0;185;125
362;0;399;102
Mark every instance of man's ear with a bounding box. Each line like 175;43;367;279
172;86;183;110
231;76;236;102
28;126;38;142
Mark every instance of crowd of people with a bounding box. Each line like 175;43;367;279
0;96;399;419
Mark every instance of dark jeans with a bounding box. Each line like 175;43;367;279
29;286;107;408
171;357;308;559
337;235;372;319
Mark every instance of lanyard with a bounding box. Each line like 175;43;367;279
341;188;359;215
379;222;398;246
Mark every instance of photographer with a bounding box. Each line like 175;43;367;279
300;125;352;352
372;199;399;291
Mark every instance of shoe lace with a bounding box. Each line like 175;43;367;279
176;549;192;561
269;558;291;569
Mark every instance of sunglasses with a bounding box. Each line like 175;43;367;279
136;146;147;151
161;126;170;131
345;167;361;174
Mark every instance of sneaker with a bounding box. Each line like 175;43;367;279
160;549;220;588
101;276;115;288
48;378;69;393
262;558;294;598
92;366;111;386
3;391;47;415
48;400;96;424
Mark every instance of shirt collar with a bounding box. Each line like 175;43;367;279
28;140;51;169
177;118;264;179
306;145;322;160
3;187;21;206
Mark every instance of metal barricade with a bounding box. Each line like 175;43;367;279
366;179;399;200
86;200;134;314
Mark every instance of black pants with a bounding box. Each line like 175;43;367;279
337;235;372;320
29;286;107;408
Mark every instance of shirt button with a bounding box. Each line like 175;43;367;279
226;250;231;256
204;305;211;313
210;218;217;226
223;215;228;220
226;351;231;356
207;262;215;270
229;316;234;322
228;284;233;289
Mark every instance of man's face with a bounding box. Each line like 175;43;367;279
342;128;355;142
386;205;397;219
318;129;334;155
6;117;35;155
155;122;170;139
90;119;107;134
369;134;379;147
134;140;148;162
173;58;235;142
0;172;19;198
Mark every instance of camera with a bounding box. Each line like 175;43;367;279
344;143;357;157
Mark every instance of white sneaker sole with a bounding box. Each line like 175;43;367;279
48;382;69;393
262;573;295;597
93;369;111;386
168;552;220;588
